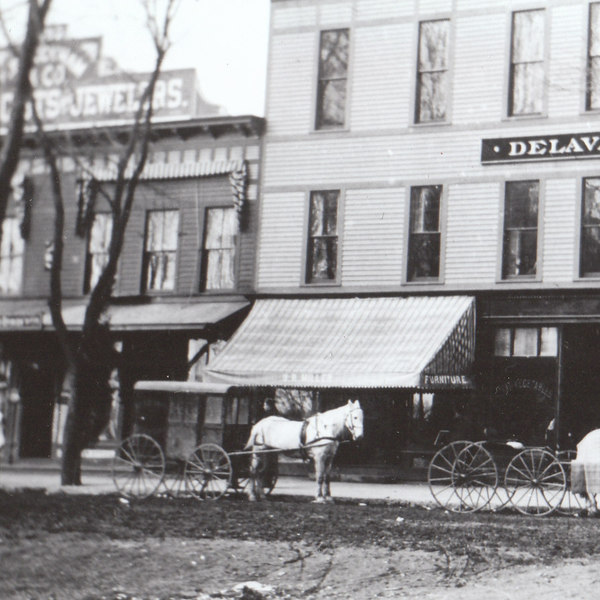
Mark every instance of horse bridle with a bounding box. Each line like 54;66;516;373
344;407;362;440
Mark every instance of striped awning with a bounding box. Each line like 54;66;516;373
203;296;475;389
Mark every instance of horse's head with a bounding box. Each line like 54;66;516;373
344;399;364;441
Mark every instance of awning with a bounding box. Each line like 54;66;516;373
0;299;47;330
203;296;475;389
42;300;249;331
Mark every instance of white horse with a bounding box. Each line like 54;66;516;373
572;429;600;513
244;399;364;503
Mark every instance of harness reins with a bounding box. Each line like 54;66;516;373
299;407;361;459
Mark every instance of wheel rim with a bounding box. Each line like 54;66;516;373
505;448;566;516
112;434;165;499
428;441;472;512
185;443;232;501
452;443;498;512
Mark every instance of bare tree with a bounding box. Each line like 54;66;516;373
0;0;51;231
32;0;179;485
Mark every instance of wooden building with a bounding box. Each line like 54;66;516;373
205;0;600;478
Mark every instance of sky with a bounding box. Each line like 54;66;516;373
0;0;271;116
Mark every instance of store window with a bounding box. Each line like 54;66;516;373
202;207;237;290
306;190;339;284
494;327;558;357
580;178;600;276
84;213;112;293
587;3;600;110
416;19;450;123
315;29;349;130
407;185;441;281
0;217;24;295
509;9;545;116
502;180;538;279
142;209;179;292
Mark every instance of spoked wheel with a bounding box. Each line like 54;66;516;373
452;443;499;512
556;450;587;515
505;448;566;516
185;443;233;501
112;434;165;499
427;441;472;511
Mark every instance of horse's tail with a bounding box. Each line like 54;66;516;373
244;425;258;450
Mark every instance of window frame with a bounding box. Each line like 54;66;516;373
508;8;547;118
405;184;444;283
587;2;600;111
579;177;600;278
0;216;24;296
200;205;239;292
494;326;558;358
314;28;350;131
83;212;113;294
304;189;341;286
500;180;541;281
141;208;180;294
415;18;451;125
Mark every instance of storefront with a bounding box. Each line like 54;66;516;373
203;295;477;478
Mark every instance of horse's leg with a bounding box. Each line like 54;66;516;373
247;450;259;502
312;452;326;503
323;446;336;503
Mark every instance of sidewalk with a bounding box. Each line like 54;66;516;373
0;459;436;505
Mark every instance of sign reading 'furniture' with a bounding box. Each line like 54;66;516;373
481;133;600;163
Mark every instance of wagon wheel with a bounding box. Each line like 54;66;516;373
427;441;472;511
185;443;233;501
452;443;499;512
112;434;165;499
556;450;586;515
235;455;278;496
504;448;566;516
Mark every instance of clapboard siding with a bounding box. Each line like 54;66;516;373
272;3;317;29
418;0;452;14
342;188;405;285
542;179;578;283
445;183;500;284
548;5;583;119
257;192;305;288
319;2;353;25
452;15;505;124
352;24;412;130
266;33;315;136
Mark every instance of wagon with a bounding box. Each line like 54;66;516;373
111;380;276;500
427;436;584;516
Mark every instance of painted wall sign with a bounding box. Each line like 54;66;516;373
0;30;203;129
482;132;600;163
494;378;553;400
422;374;472;388
0;314;42;330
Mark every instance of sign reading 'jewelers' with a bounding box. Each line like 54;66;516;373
481;132;600;163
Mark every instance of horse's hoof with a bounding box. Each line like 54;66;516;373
312;497;326;504
324;496;334;504
248;496;257;502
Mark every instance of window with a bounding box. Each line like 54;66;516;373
494;327;557;357
315;29;349;130
202;207;237;290
587;3;600;110
416;19;450;123
84;213;112;293
502;181;538;279
407;185;441;281
581;178;600;276
0;217;24;295
306;190;338;283
509;9;545;116
142;209;179;292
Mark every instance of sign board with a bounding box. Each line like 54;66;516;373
0;314;42;330
482;132;600;163
421;374;473;389
0;34;199;129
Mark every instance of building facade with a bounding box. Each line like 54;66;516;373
204;0;600;477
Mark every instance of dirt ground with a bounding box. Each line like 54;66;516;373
2;489;600;599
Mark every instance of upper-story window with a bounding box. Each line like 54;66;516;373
587;3;600;110
315;29;349;130
202;207;237;291
142;209;179;292
494;327;558;357
407;185;441;281
306;190;339;283
580;178;600;276
509;9;545;116
0;217;24;295
502;181;539;279
84;213;112;293
416;19;450;123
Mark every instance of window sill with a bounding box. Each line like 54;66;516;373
311;126;349;135
501;113;547;122
410;121;451;130
301;280;342;288
496;276;539;284
403;278;443;286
